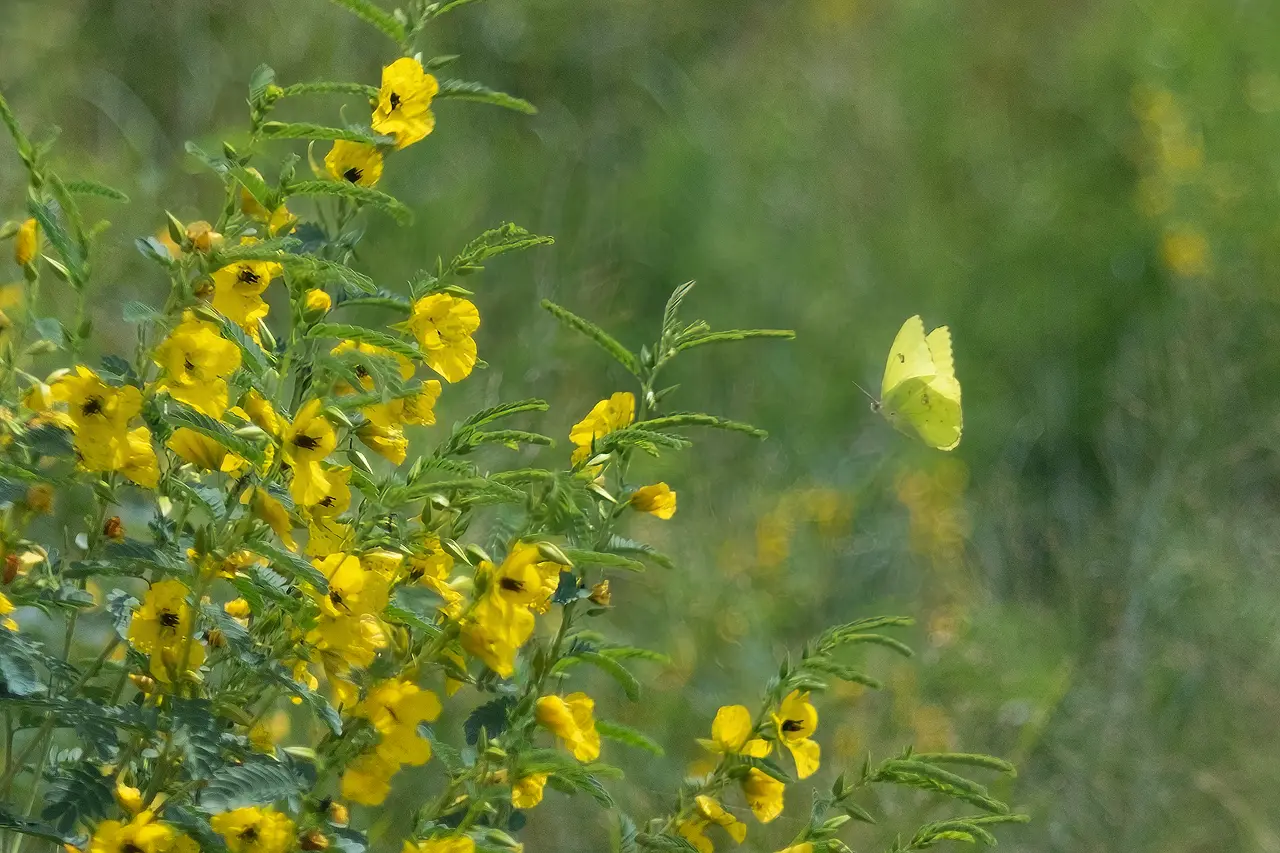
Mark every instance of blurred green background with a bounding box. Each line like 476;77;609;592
6;0;1280;850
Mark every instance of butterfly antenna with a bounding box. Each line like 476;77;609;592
852;380;880;411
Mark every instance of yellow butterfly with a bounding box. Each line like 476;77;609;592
868;315;962;450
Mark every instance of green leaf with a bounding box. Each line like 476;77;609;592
800;657;882;690
839;633;914;658
334;291;412;314
286;180;411;225
122;300;162;324
460;398;549;429
604;535;674;570
842;801;877;824
214;312;274;377
279;81;380;100
64;180;129;203
435;79;537;115
464;696;516;745
326;0;407;44
541;300;639;374
595;720;663;755
660;281;697;343
166;404;265;465
443;223;554;278
198;760;303;812
0;808;76;847
260;121;390;145
636;834;699;852
674;328;795;354
27;196;83;284
577;652;640;701
560;549;644;573
42;761;114;833
250;542;328;593
0;90;33;160
912;752;1017;776
165;806;229;853
874;760;1010;814
248;64;277;104
738;753;794;783
307;322;421;360
210;235;301;264
466;429;555;450
634;413;767;439
611;813;639;853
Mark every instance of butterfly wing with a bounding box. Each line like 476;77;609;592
880;322;963;450
881;315;936;399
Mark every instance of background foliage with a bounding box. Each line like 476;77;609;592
4;0;1280;850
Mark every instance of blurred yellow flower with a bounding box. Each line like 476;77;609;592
210;807;294;853
87;810;175;853
304;288;332;315
460;592;534;677
1161;225;1210;277
13;218;37;266
154;313;241;418
285;400;337;464
360;678;441;766
402;837;475;853
128;579;205;683
512;772;549;808
210;258;281;340
0;593;17;632
341;751;398;806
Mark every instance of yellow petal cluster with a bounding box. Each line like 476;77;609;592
535;691;601;762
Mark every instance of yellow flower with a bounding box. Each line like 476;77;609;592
569;392;634;465
307;516;354;558
154;314;241;418
405;537;454;583
120;427;160;489
168;428;247;475
285;400;337;464
325;141;384;187
372;57;439;149
312;552;390;618
14;218;37;267
128;579;206;683
772;690;820;779
241;390;282;437
246;487;296;551
0;593;17;632
210;257;281;339
185;220;222;254
676;796;747;853
50;366;143;472
535;692;601;762
331;339;415;394
1161;225;1210;277
114;780;145;814
305;464;351;517
360;679;442;766
404;294;480;383
341;750;399;806
740;743;785;824
87;811;176;853
512;772;548;809
631;483;677;519
401;380;443;425
402;837;475;853
697;705;754;755
304;288;332;315
224;598;252;620
210;807;295;853
460;593;534;678
490;542;561;613
356;420;407;464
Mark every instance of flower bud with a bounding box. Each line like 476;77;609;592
23;483;53;515
185;220;223;254
13;219;37;267
103;516;125;540
589;580;611;607
303;289;332;316
129;673;156;693
327;802;349;825
299;831;329;851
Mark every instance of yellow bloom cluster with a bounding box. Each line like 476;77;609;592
342;678;442;805
535;691;601;762
459;542;563;677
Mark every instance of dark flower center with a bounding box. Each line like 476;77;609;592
781;719;804;733
159;610;181;629
240;826;259;844
343;167;363;183
389;92;402;110
500;577;524;592
329;590;345;608
123;843;144;853
81;397;104;417
237;267;261;285
319;496;335;508
295;434;321;450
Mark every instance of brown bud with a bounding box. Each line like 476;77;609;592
192;276;215;299
129;674;156;693
184;221;222;254
23;483;53;515
588;580;611;607
205;629;226;649
2;554;18;585
103;516;125;540
300;831;329;851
